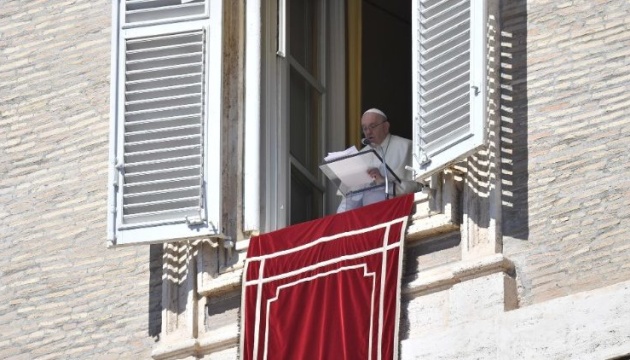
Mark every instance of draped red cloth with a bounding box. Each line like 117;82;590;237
240;194;414;360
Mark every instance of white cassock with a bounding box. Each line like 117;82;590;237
337;134;421;213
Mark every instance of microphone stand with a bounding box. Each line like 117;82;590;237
382;146;389;199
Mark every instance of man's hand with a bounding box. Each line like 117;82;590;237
367;168;384;184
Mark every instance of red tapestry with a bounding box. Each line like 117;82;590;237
240;194;414;360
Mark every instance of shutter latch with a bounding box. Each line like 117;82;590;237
416;152;430;167
186;214;205;226
186;205;207;226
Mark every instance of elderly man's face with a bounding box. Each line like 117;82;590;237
361;112;390;146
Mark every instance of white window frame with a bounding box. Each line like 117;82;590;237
252;0;489;234
107;0;223;246
253;0;345;233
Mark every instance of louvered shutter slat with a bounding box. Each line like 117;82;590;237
124;197;199;215
125;145;201;163
412;0;486;178
422;88;467;124
124;176;200;194
125;165;200;184
122;207;201;226
126;106;201;122
127;66;203;82
124;185;200;202
126;124;200;139
125;107;201;119
125;153;200;169
126;160;201;177
126;97;201;114
125;114;198;130
124;162;202;182
125;0;206;25
121;29;206;226
127;74;200;92
127;83;202;101
126;134;201;152
124;166;201;184
127;55;203;71
124;196;198;209
126;133;201;146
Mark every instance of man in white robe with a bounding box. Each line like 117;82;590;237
337;108;421;212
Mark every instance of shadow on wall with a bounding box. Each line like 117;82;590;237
160;241;197;334
499;0;529;241
149;244;163;340
462;0;529;243
463;0;503;234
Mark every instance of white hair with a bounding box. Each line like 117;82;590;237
362;108;388;120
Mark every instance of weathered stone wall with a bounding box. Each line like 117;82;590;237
400;1;630;358
500;0;630;306
0;1;159;358
3;0;630;359
402;276;630;359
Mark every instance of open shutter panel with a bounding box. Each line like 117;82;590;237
109;0;222;246
412;0;487;179
121;30;206;227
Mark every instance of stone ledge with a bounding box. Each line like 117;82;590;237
403;254;514;297
405;213;459;242
197;226;483;299
198;266;243;297
152;333;239;360
199;178;462;298
198;331;238;356
235;238;250;252
152;338;197;360
197;239;250;297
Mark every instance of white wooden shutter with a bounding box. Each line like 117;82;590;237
412;0;487;179
108;0;222;246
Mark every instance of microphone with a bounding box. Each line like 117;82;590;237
361;138;371;146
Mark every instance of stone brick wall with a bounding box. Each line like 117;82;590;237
3;0;630;358
501;0;630;305
0;1;159;358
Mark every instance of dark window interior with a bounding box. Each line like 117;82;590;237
362;0;412;140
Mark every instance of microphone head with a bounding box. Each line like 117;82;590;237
361;138;371;146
